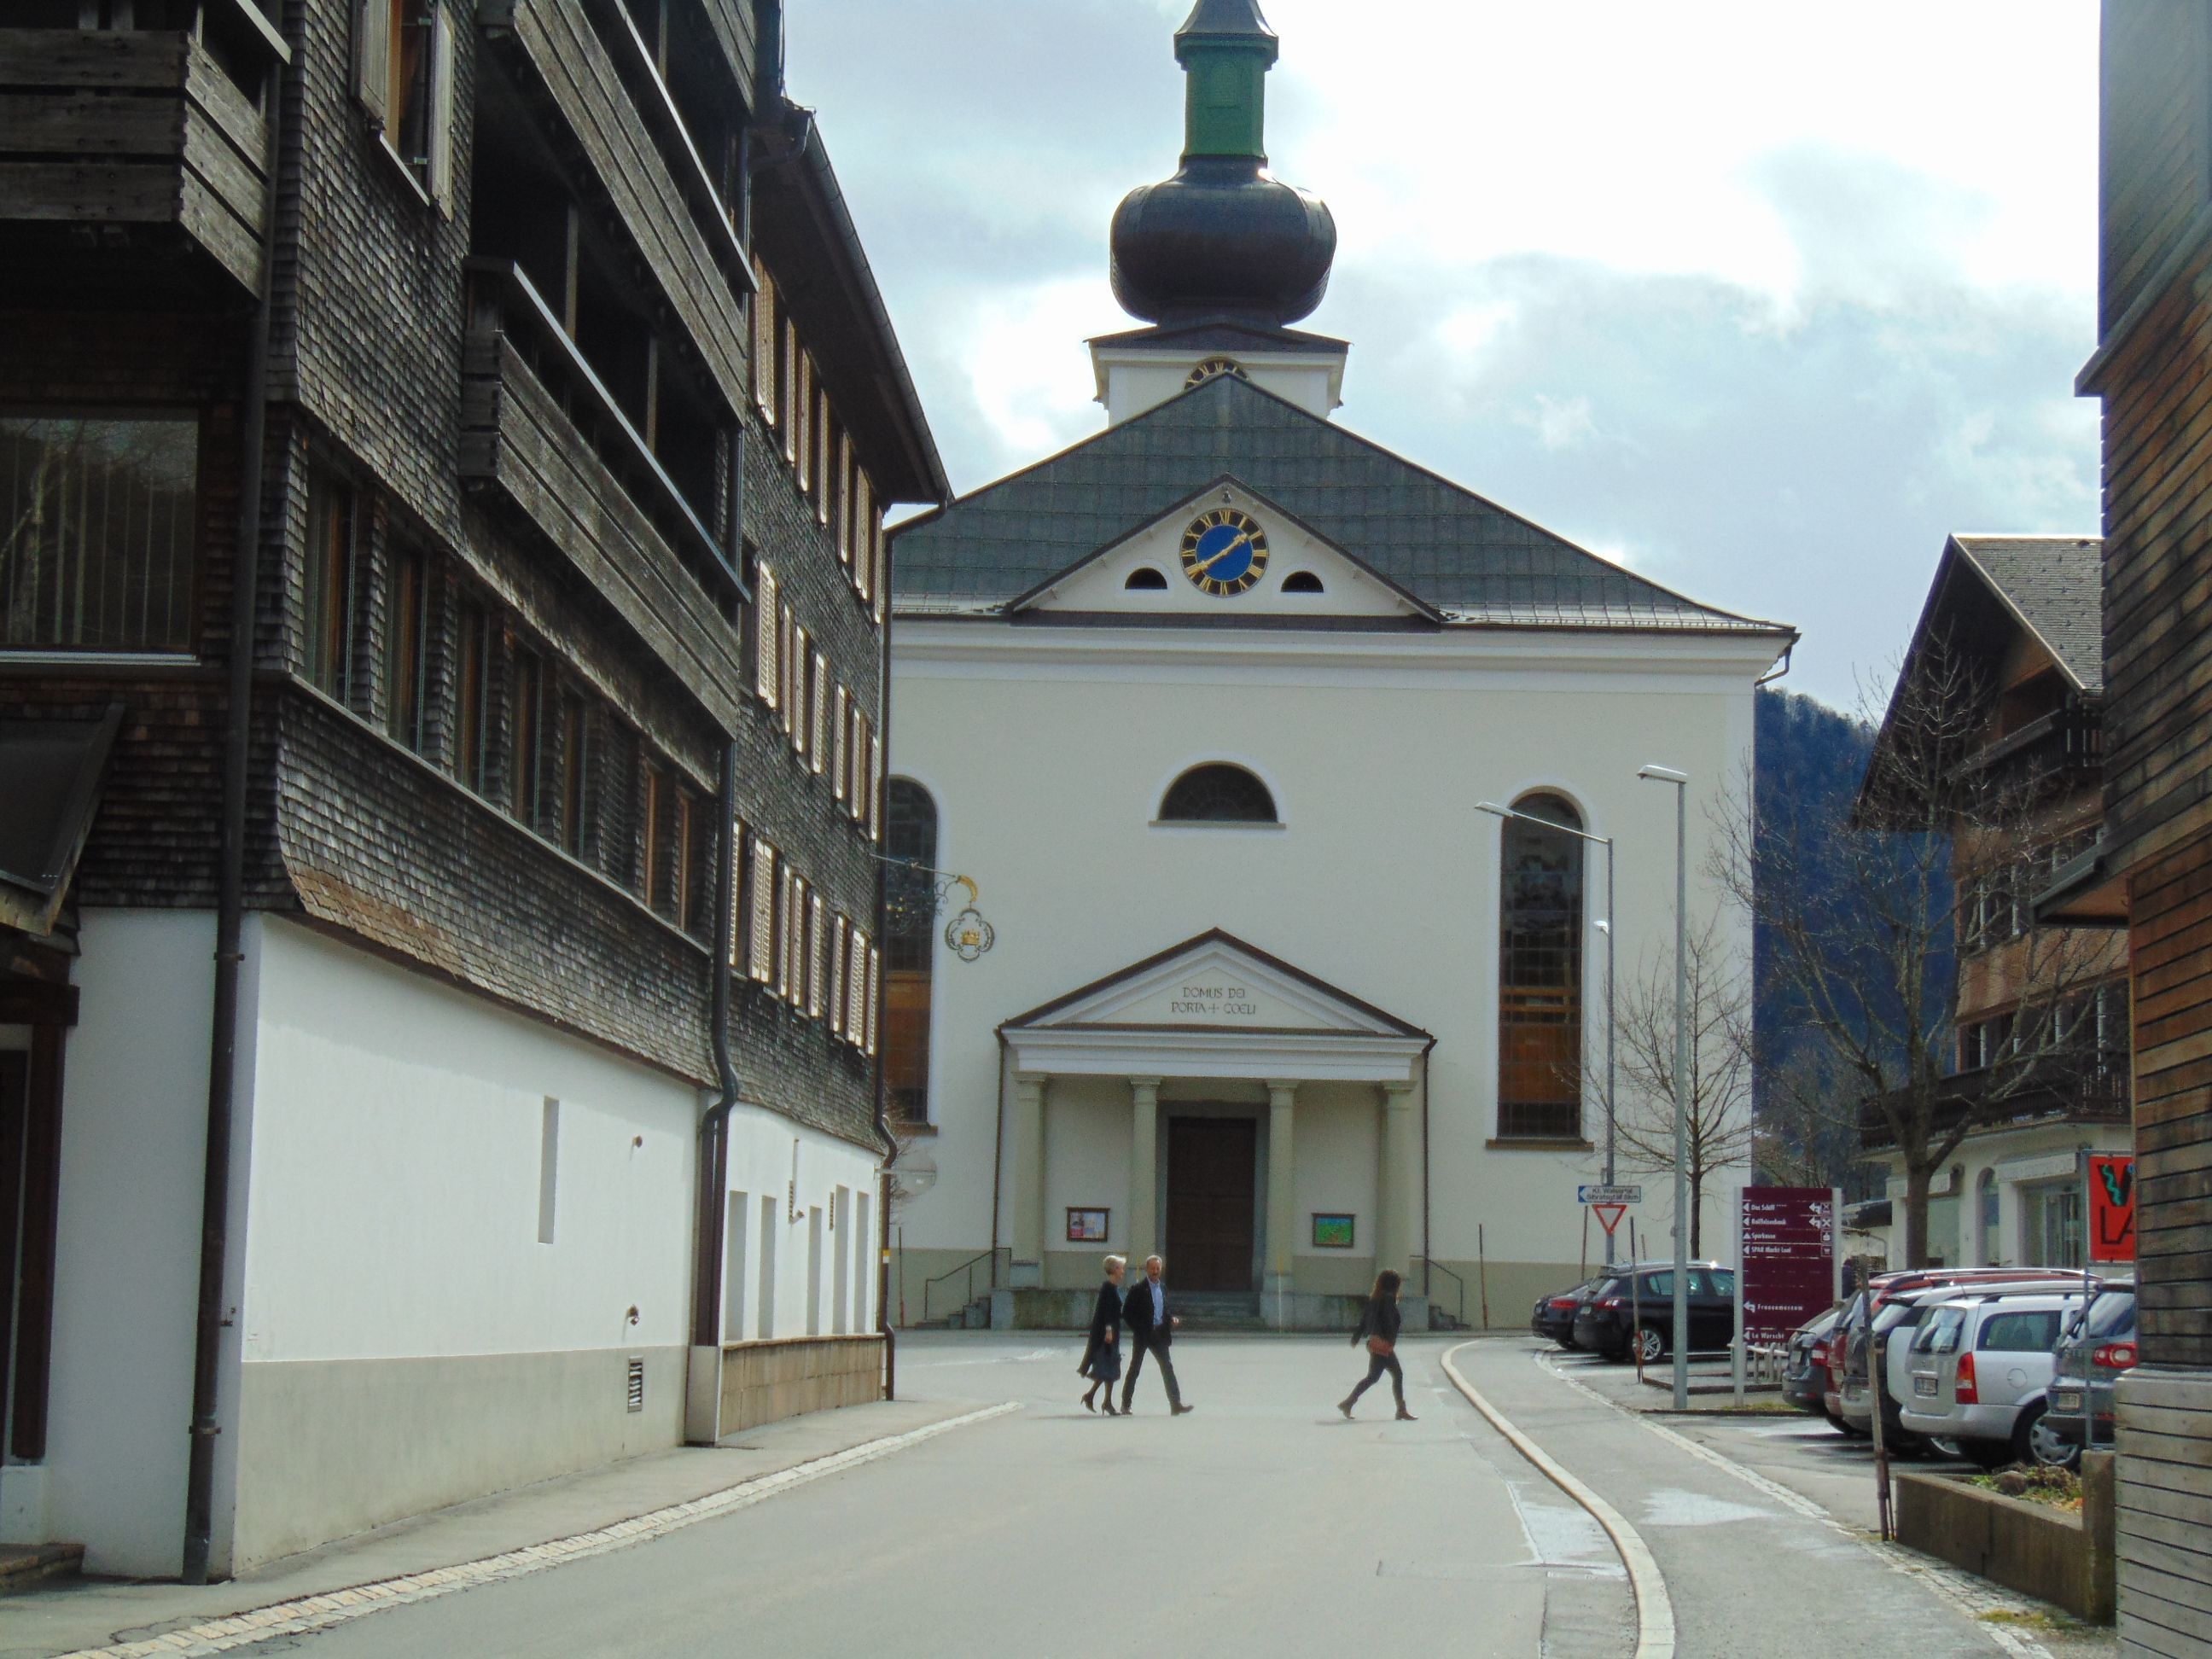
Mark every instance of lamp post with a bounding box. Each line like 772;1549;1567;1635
1477;801;1617;1262
1637;764;1691;1412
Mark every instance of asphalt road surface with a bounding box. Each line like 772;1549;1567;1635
229;1333;2090;1659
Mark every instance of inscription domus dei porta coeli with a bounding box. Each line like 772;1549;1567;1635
1169;984;1262;1020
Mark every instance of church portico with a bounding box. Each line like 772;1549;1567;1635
993;932;1431;1329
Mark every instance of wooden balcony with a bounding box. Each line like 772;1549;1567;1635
461;259;748;733
1860;1056;2132;1153
0;15;284;299
478;0;752;416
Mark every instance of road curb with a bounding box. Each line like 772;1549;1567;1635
54;1402;1023;1659
1441;1341;1675;1659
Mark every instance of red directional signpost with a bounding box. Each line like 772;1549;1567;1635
1740;1186;1838;1346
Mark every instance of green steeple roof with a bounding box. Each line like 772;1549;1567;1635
1174;0;1278;160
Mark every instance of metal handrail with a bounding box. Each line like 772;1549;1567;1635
1420;1256;1467;1326
923;1247;998;1324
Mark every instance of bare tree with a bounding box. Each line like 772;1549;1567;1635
1607;915;1755;1258
1720;643;2122;1268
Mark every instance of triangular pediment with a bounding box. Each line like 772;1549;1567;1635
1002;929;1428;1038
1006;479;1434;620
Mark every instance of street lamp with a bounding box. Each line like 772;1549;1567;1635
1637;763;1691;1412
1476;800;1618;1263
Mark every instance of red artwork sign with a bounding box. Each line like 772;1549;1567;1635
2088;1154;2136;1264
1740;1187;1837;1345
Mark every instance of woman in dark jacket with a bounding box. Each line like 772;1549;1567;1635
1079;1254;1127;1414
1338;1268;1415;1421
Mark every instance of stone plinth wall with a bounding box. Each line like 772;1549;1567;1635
1894;1457;2116;1625
717;1336;885;1436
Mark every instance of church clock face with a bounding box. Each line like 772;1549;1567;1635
1179;509;1269;596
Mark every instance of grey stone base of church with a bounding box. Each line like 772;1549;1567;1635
988;1287;1427;1334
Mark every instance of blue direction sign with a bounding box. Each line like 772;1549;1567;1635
1578;1184;1643;1205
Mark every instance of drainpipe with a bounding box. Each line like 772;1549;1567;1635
691;737;742;1364
1420;1041;1435;1313
872;532;897;1400
183;17;295;1587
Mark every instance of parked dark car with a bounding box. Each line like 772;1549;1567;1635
1530;1277;1607;1348
1783;1305;1844;1418
1571;1263;1736;1363
2046;1286;2138;1462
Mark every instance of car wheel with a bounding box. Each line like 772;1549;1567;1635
1635;1324;1666;1365
1888;1429;1932;1460
2018;1401;2079;1470
1560;1333;1581;1352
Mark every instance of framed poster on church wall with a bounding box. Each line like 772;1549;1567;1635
1312;1213;1354;1249
1066;1208;1109;1243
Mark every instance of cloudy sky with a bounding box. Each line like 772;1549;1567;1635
785;1;2101;710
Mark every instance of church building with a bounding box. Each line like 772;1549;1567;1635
884;0;1793;1329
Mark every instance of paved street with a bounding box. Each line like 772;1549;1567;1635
106;1332;2097;1659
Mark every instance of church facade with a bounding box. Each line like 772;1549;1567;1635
884;0;1793;1329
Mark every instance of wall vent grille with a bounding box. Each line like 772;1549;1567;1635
626;1356;645;1413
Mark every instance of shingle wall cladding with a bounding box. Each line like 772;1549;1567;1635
276;683;716;1084
272;0;475;554
730;405;885;1148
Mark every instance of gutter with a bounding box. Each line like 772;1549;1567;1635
183;15;296;1586
873;538;898;1397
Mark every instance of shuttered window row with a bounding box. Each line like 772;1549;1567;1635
734;827;875;1050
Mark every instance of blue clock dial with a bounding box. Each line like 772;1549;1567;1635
1178;509;1269;596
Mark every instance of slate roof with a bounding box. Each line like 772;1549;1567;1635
891;373;1790;634
1951;535;2104;692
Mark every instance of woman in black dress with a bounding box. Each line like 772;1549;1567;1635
1338;1268;1415;1421
1079;1254;1127;1414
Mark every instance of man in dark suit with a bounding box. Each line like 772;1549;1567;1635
1121;1254;1194;1415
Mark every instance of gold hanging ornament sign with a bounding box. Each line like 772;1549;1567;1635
942;876;995;963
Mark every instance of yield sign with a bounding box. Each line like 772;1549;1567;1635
1592;1203;1628;1237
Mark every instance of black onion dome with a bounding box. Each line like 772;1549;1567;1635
1107;0;1336;328
1110;166;1336;327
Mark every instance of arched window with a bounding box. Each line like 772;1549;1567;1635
886;778;938;1123
1124;568;1168;591
1159;763;1278;824
1281;571;1324;593
1497;792;1584;1141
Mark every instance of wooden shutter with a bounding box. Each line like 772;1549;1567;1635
795;353;812;492
426;2;455;211
832;685;849;800
829;915;847;1036
752;264;776;415
809;894;826;1018
871;518;888;623
754;563;778;703
811;652;829;773
355;0;393;131
865;947;881;1057
749;840;776;981
870;735;884;841
853;473;874;595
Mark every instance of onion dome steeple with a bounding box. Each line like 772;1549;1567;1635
1109;0;1336;329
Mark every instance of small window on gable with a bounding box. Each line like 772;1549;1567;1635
1282;571;1324;593
1124;568;1168;591
1159;764;1278;824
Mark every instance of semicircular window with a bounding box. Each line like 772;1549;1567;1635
1281;572;1324;593
1125;568;1168;591
1159;764;1278;824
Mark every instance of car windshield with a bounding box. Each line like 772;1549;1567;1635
1916;1306;1968;1354
2085;1291;2136;1340
1978;1309;2064;1353
1872;1302;1917;1333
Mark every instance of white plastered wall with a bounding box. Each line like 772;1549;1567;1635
715;1102;882;1345
889;624;1769;1313
35;911;216;1576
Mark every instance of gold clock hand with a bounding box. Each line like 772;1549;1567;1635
1186;532;1253;578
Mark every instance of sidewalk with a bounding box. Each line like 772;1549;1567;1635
1;1394;992;1659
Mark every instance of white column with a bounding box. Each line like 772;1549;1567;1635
1010;1072;1047;1288
1128;1078;1161;1262
1380;1078;1417;1281
1266;1080;1299;1310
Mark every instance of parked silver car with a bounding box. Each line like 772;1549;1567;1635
1899;1288;2087;1470
2046;1286;2138;1462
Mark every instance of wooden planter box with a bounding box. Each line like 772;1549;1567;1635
1894;1453;2117;1624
